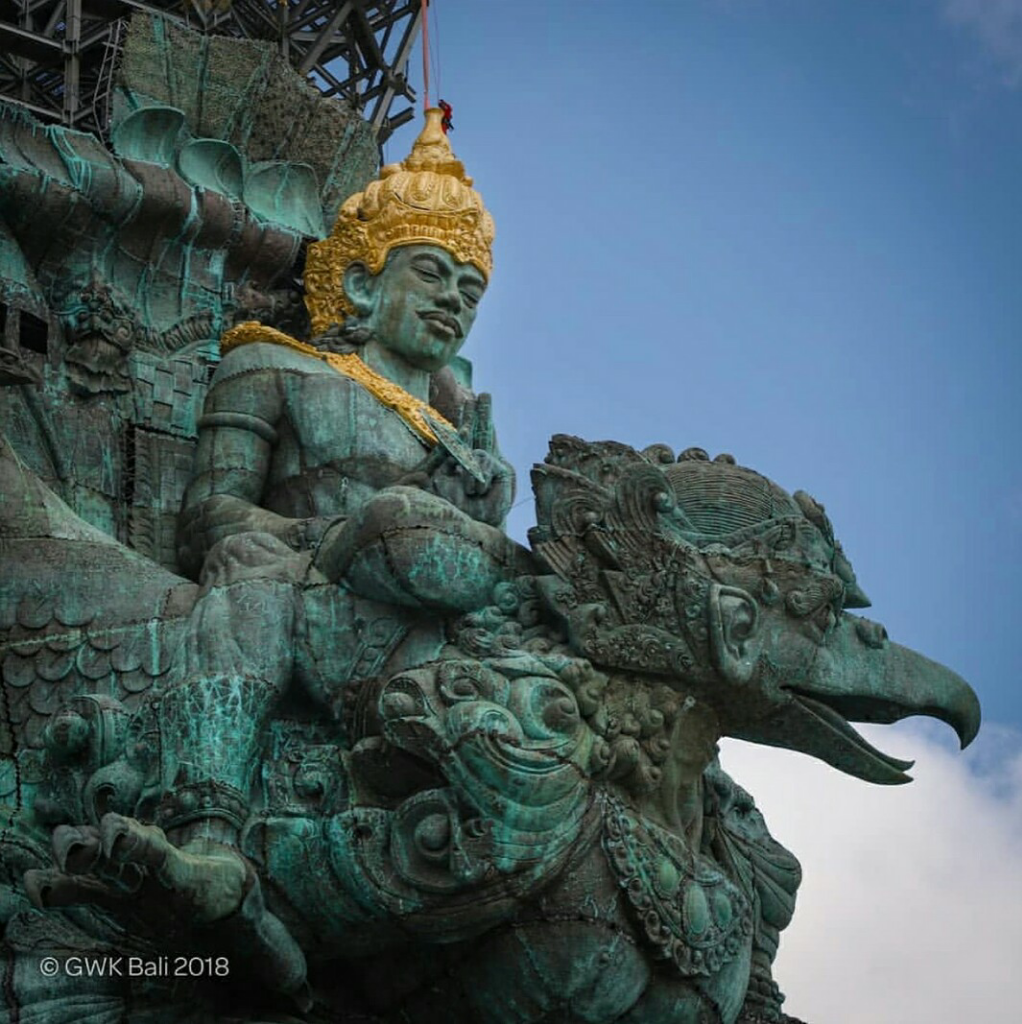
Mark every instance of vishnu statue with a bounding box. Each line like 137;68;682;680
177;106;520;606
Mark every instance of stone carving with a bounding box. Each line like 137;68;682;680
0;26;980;1024
0;11;378;566
0;427;979;1022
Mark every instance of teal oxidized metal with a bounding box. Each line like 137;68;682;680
0;20;979;1024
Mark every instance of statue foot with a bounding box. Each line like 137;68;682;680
26;813;247;924
25;813;308;1002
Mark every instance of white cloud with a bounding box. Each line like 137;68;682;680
941;0;1022;87
719;722;1022;1023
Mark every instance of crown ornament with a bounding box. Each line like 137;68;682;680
304;107;495;334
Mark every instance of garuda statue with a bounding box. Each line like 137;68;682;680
0;99;980;1024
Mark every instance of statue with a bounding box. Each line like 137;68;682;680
0;427;979;1023
0;29;982;1022
177;107;515;576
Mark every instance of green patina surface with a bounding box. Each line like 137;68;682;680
0;17;979;1024
0;10;377;566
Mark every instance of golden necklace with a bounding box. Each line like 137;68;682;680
220;321;453;444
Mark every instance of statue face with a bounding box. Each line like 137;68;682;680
356;245;487;372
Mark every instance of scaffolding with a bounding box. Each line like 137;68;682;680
0;0;421;141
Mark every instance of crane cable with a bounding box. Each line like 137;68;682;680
431;0;442;104
420;0;450;131
420;0;431;111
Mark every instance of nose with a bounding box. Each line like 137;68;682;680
435;282;461;313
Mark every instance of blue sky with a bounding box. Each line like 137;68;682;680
387;3;1022;1020
387;0;1022;729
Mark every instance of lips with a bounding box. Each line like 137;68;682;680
418;310;462;338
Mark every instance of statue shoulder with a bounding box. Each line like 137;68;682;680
212;341;334;385
203;341;348;424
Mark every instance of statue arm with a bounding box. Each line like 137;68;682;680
177;362;301;576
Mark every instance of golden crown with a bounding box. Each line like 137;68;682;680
303;107;495;335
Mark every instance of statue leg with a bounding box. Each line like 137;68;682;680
143;532;305;841
314;486;533;612
24;532;312;1004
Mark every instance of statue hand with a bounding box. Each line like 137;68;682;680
428;448;516;524
185;493;315;559
24;813;307;1000
431;448;514;524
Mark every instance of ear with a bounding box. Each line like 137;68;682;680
708;584;760;684
342;261;378;317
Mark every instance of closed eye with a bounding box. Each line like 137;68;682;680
411;256;447;282
458;272;485;309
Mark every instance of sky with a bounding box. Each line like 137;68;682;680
385;2;1022;1021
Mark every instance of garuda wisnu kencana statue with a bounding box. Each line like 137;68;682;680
0;98;979;1024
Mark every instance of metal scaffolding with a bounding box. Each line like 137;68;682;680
0;0;421;141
